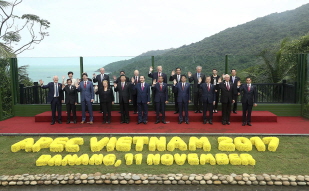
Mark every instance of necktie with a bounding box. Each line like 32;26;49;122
141;83;144;91
227;82;230;91
122;83;124;90
101;74;104;82
55;83;59;97
177;75;180;82
248;84;250;91
233;76;235;83
160;84;162;91
182;83;185;90
84;81;86;88
135;76;137;83
197;73;200;79
70;86;72;90
208;84;210;91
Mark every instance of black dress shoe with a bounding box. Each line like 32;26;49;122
120;121;125;124
155;120;160;124
137;122;141;124
209;120;213;125
107;121;111;124
133;112;137;114
233;111;237;114
178;121;183;124
199;110;202;113
50;121;55;125
143;121;148;124
227;121;230;125
247;122;252;126
222;121;226;125
58;120;62;124
126;121;129;124
242;122;246;126
162;121;167;124
66;120;70;124
174;111;179;114
203;120;207;124
185;121;189;124
73;120;77;124
194;110;198;113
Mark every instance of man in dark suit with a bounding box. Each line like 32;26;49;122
131;76;150;124
238;77;258;126
231;69;241;114
40;76;64;125
62;79;78;124
113;71;130;84
93;67;109;113
169;67;182;114
211;69;220;113
172;75;191;124
77;73;95;124
188;66;205;113
114;75;132;124
131;70;140;114
152;76;168;124
199;76;216;124
148;65;167;111
217;74;237;125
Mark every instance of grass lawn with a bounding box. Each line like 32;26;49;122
0;136;309;175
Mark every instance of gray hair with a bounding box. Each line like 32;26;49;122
196;66;202;70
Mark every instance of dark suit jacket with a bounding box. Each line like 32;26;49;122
93;74;110;89
189;73;205;93
132;83;151;103
98;88;114;103
152;82;168;102
77;81;94;101
169;74;182;83
41;82;64;103
172;82;191;102
114;82;132;103
63;85;78;104
148;72;167;83
210;75;220;85
217;81;237;103
231;76;241;94
239;84;258;105
199;83;216;103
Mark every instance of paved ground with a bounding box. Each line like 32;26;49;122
0;185;308;191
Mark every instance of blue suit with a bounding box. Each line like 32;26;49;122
199;83;216;121
41;82;64;122
132;82;150;123
152;82;168;121
173;82;191;122
78;81;94;122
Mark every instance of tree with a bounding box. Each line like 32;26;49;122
0;0;50;57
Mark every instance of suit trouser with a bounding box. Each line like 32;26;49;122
81;100;93;122
51;97;62;122
101;102;112;122
214;92;219;110
132;94;138;112
221;101;232;122
137;102;148;122
120;100;129;122
178;101;189;122
156;101;166;121
242;102;253;122
174;93;179;112
66;103;76;121
203;102;213;121
233;95;238;112
193;91;202;111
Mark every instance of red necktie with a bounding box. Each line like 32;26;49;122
248;84;250;91
160;84;162;91
84;81;86;88
208;84;210;91
227;83;230;91
142;83;144;91
182;83;185;90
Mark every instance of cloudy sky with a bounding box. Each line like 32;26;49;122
12;0;309;58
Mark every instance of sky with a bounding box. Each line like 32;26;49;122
10;0;309;58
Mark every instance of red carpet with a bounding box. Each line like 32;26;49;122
1;116;309;134
35;111;277;123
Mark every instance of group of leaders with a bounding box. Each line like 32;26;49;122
39;65;257;126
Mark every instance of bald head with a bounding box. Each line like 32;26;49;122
53;76;59;83
224;74;230;82
100;68;105;74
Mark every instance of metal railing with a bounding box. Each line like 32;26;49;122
19;81;297;104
